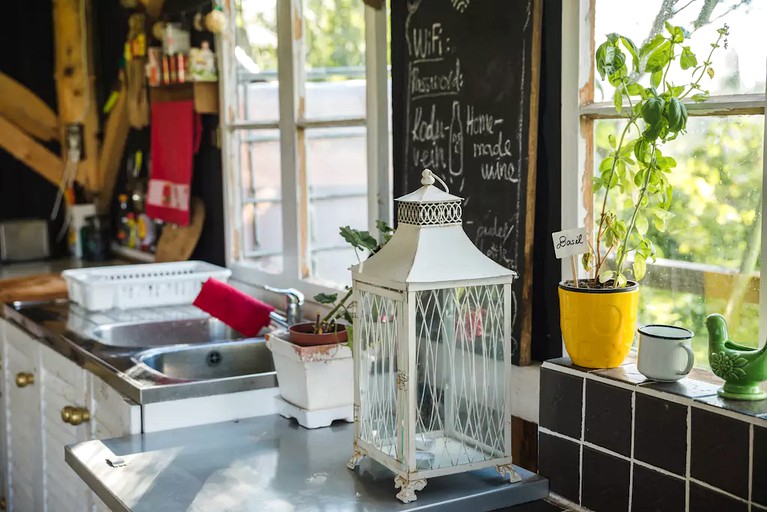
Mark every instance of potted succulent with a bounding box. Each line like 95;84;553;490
266;222;393;420
559;23;728;368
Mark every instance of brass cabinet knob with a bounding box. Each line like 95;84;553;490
61;406;90;426
15;372;34;388
61;406;74;423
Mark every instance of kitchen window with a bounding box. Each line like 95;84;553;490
562;0;767;368
218;0;391;299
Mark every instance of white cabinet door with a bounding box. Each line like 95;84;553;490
2;319;142;512
89;374;141;439
39;343;92;512
88;375;141;512
3;320;43;512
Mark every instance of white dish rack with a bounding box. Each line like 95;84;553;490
62;261;231;311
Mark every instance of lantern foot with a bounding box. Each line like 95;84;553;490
496;464;521;483
394;475;427;503
347;447;365;470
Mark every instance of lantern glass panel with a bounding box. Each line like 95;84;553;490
357;289;404;462
414;284;506;470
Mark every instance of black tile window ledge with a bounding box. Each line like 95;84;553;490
538;357;767;512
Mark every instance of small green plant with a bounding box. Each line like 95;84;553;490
312;221;394;337
585;22;729;288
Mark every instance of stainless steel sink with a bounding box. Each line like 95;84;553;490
91;317;246;348
134;339;275;381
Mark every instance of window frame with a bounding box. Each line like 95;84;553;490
218;0;391;300
561;0;767;342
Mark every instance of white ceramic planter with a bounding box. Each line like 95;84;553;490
265;330;353;410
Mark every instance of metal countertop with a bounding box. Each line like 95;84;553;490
65;415;549;512
3;301;277;404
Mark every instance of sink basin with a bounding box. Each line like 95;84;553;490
91;317;246;348
134;339;275;381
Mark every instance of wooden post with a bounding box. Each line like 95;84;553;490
52;0;100;193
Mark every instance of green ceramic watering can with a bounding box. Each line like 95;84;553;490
705;314;767;401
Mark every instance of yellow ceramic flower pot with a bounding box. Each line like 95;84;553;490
558;281;639;368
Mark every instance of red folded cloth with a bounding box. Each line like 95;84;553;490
193;278;275;337
146;100;201;226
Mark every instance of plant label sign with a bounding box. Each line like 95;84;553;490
552;227;588;259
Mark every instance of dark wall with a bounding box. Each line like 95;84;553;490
0;0;225;266
0;0;67;257
190;115;225;266
531;0;563;361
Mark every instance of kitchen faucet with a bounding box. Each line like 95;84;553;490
262;285;304;327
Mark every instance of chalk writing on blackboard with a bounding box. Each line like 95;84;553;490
394;0;541;364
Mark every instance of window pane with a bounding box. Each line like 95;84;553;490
306;127;368;286
593;115;764;368
594;1;766;101
239;129;283;273
303;0;366;120
235;0;279;122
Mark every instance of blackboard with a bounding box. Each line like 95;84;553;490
392;0;542;365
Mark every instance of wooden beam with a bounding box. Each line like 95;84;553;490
97;89;130;214
0;116;67;187
0;73;59;141
53;0;100;192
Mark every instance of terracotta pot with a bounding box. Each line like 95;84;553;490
558;280;639;368
288;322;348;347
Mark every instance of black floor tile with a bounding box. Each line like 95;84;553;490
689;482;748;512
631;464;685;512
634;394;687;476
641;378;719;399
494;498;572;511
538;432;580;504
539;368;583;439
753;424;767;507
690;408;749;499
593;364;648;385
581;447;630;512
695;395;767;418
584;380;632;456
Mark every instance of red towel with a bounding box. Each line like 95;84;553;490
146;100;201;226
193;278;275;337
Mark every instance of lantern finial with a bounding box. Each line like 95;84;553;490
420;169;450;193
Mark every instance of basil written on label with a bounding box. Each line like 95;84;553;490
551;227;589;260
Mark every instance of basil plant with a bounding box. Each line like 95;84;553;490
584;22;729;288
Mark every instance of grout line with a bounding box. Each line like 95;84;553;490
686;404;691;512
545;364;767;427
749;423;754;511
633;457;687;481
753;502;767;511
689;477;750;505
628;390;635;512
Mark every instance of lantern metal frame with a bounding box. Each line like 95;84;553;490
347;170;519;503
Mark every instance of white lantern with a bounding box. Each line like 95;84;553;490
347;169;519;503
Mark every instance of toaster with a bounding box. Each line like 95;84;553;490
0;219;50;262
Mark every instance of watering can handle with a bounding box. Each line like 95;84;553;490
677;343;695;376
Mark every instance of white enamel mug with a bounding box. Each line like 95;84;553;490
637;324;695;382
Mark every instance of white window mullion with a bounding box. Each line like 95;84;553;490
561;0;591;276
217;2;243;266
277;0;303;281
365;4;391;235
